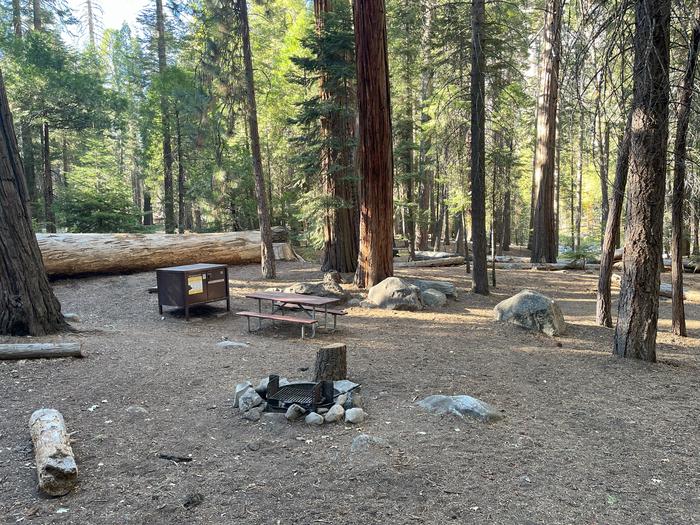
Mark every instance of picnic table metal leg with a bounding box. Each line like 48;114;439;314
247;317;251;332
324;305;328;329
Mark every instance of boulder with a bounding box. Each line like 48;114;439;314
324;271;343;284
233;382;253;408
417;395;502;422
345;408;366;424
324;404;345;423
413;279;457;297
367;277;423;311
493;289;566;336
421;288;447;308
305;412;324;425
239;389;263;413
284;280;348;301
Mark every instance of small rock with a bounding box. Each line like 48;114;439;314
317;407;329;414
336;394;348;406
217;340;249;349
242;407;263;422
324;271;343;284
183;493;204;510
347;298;361;307
285;404;306;421
305;412;324;425
63;313;80;323
125;405;148;416
239;389;263;412
421;288;447;308
345;407;366;424
350;393;363;408
324;404;345;423
233;382;253;408
350;434;389;453
360;300;377;309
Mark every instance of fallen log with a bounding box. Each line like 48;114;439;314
36;232;299;276
395;256;465;268
29;409;78;496
0;343;84;360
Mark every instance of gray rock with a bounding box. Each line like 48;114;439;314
334;380;360;395
367;277;423;311
345;407;366;424
305;412;324;425
324;271;343;284
324;404;345;423
493;289;566;336
421;288;447;308
350;393;363;409
63;313;81;323
417;394;502;422
347;298;361;307
350;434;389;453
239;389;263;413
284;281;348;301
242;406;263;422
360;300;377;309
336;394;348;406
414;279;457;297
317;407;329;414
233;382;253;408
217;340;249;349
285;404;306;421
126;405;148;416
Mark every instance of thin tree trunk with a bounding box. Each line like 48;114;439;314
671;4;699;337
692;200;699;255
0;70;65;335
613;0;671;362
42;122;55;233
599;122;610;240
237;0;276;279
352;0;394;288
596;111;632;327
86;0;96;46
531;0;561;263
416;0;433;251
12;0;21;37
176;110;186;234
143;191;153;226
156;0;175;234
32;0;41;30
470;0;488;294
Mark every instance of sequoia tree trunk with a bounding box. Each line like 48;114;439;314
0;70;65;336
156;0;175;234
531;0;561;263
316;0;359;274
352;0;394;289
613;0;671;362
670;4;699;337
470;0;488;294
237;0;276;279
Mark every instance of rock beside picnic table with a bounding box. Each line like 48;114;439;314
283;280;349;302
365;277;423;311
494;289;566;336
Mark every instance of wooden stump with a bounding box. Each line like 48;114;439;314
313;344;347;381
29;409;78;496
0;343;83;360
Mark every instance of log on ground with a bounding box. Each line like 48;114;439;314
29;409;78;496
0;343;84;360
36;232;294;276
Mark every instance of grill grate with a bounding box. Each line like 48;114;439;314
264;374;335;412
267;384;316;405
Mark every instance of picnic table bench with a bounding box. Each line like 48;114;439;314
237;292;345;339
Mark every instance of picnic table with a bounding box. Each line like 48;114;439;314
236;292;346;339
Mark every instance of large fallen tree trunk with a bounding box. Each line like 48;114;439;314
395;256;465;268
29;409;78;496
36;231;294;276
0;342;84;360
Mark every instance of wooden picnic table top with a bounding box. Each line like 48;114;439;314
245;291;340;307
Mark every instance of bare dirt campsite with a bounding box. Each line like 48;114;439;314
1;261;699;524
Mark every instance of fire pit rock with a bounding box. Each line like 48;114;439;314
324;404;345;423
233;382;253;408
417;394;502;422
366;277;423;311
285;404;306;421
239;389;264;413
494;289;566;336
305;412;324;425
345;407;366;424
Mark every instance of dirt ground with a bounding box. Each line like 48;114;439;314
1;261;699;525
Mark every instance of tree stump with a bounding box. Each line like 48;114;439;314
313;344;347;381
29;409;78;496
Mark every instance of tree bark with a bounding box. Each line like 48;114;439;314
86;0;96;46
156;0;175;234
29;409;78;496
352;0;394;289
237;0;276;279
0;70;65;336
176;110;186;234
613;0;671;362
32;0;41;30
416;0;433;252
599;123;610;240
531;0;561;263
596;111;632;327
12;0;21;37
313;343;347;381
692;200;700;255
316;0;359;274
575;113;583;250
0;343;83;360
670;5;699;337
470;0;488;294
42;122;56;233
143;190;153;226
